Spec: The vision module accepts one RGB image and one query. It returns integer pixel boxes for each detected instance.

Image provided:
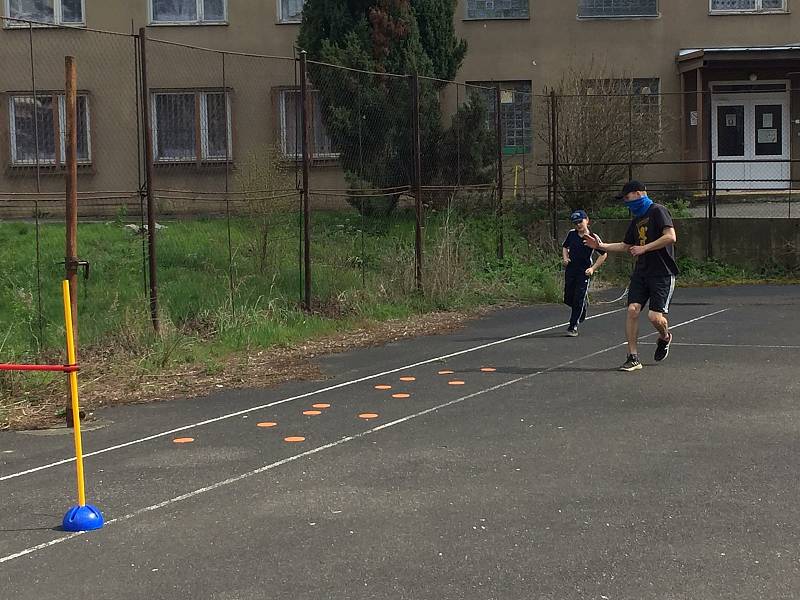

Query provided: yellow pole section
[62,280,86,507]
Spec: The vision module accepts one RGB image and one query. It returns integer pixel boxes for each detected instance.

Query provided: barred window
[578,0,658,17]
[152,91,232,162]
[710,0,785,12]
[279,0,304,23]
[469,81,532,155]
[9,93,91,166]
[279,89,336,159]
[5,0,84,26]
[150,0,226,24]
[466,0,529,20]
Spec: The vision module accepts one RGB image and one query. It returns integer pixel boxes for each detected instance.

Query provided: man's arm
[629,227,676,257]
[584,236,631,253]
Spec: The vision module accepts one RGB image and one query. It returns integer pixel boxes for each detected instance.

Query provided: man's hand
[585,267,595,277]
[629,245,646,257]
[583,235,600,250]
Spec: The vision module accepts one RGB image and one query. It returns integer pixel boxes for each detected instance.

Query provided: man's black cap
[616,180,646,200]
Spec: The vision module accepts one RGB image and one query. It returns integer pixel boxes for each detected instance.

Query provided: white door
[712,92,790,190]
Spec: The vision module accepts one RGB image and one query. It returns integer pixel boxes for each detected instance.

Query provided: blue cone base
[62,504,104,532]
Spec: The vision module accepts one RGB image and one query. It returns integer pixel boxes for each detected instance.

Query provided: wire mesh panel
[144,39,301,333]
[305,62,416,308]
[0,21,143,360]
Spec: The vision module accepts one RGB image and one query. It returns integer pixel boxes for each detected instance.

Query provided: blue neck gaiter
[625,195,653,218]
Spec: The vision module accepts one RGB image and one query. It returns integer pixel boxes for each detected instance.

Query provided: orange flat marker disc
[448,380,466,386]
[303,410,322,416]
[438,370,454,375]
[173,437,194,444]
[481,367,497,373]
[359,413,379,420]
[312,403,331,409]
[257,422,277,428]
[399,376,416,382]
[284,436,306,443]
[392,393,411,399]
[374,385,392,390]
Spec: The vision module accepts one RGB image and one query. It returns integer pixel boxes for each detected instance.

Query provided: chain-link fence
[4,18,800,365]
[0,18,144,363]
[0,21,511,360]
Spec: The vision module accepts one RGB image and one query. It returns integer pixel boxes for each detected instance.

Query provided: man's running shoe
[619,354,642,371]
[654,333,672,362]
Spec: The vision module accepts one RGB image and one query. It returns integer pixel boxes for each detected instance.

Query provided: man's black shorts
[627,272,676,314]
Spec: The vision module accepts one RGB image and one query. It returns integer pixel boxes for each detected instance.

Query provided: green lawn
[1,209,560,367]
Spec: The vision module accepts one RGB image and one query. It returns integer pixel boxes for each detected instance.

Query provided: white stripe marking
[1,309,625,483]
[0,308,728,565]
[640,342,800,350]
[664,275,676,313]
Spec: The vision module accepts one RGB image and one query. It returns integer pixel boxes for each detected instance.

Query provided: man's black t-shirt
[562,230,605,273]
[623,203,679,277]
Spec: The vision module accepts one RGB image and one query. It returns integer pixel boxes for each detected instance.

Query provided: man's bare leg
[648,310,669,340]
[626,303,642,355]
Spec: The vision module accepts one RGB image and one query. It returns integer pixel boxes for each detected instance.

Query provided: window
[9,93,90,166]
[152,91,232,162]
[469,81,532,155]
[578,0,658,18]
[150,0,226,24]
[710,0,786,12]
[4,0,84,26]
[279,89,337,159]
[466,0,529,20]
[278,0,304,23]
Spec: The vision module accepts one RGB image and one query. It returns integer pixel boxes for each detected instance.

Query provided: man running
[584,180,678,371]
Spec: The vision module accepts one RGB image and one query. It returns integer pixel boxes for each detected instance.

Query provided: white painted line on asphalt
[0,308,727,565]
[1,308,625,483]
[639,342,800,350]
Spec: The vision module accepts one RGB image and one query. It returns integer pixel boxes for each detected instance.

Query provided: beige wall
[3,0,800,215]
[0,0,344,215]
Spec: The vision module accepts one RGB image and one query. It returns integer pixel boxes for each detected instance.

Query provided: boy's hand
[585,267,594,277]
[562,258,570,267]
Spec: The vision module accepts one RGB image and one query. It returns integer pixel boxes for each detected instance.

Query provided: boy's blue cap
[570,209,588,223]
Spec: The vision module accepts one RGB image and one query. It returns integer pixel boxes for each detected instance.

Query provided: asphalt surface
[1,285,799,599]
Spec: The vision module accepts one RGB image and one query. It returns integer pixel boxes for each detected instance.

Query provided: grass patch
[1,208,561,425]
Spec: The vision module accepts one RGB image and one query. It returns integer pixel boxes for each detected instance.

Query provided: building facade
[2,0,800,213]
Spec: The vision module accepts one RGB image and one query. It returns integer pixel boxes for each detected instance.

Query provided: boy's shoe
[566,327,578,337]
[654,333,672,362]
[619,354,642,371]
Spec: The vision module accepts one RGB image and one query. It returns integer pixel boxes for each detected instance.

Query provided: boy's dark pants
[563,270,590,328]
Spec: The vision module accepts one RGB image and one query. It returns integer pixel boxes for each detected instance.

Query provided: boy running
[562,209,607,337]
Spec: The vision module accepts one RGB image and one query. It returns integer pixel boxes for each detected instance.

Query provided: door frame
[710,80,791,190]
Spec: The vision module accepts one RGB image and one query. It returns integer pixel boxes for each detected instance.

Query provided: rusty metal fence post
[495,83,505,260]
[299,51,312,310]
[410,72,423,292]
[138,28,160,333]
[549,89,559,241]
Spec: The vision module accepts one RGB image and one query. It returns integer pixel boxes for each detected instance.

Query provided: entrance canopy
[676,46,800,190]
